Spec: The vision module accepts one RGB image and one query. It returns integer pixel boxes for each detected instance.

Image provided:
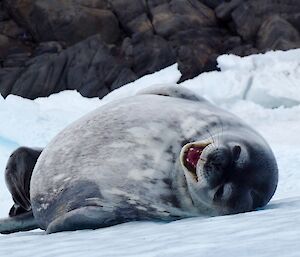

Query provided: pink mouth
[184,146,205,173]
[181,142,211,181]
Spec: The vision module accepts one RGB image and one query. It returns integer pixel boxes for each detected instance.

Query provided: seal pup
[0,86,278,234]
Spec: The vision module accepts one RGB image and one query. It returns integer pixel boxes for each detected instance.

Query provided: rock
[2,0,300,100]
[0,20,26,39]
[0,34,29,59]
[121,34,176,77]
[150,0,217,38]
[215,0,242,21]
[0,34,137,99]
[0,8,10,21]
[231,0,300,41]
[109,0,153,35]
[4,0,120,45]
[33,41,63,56]
[2,52,31,67]
[77,0,110,9]
[0,67,22,96]
[228,44,259,57]
[6,46,31,55]
[0,34,15,59]
[199,0,226,9]
[222,36,242,52]
[170,28,230,81]
[147,0,169,9]
[3,0,33,28]
[285,13,300,31]
[256,16,300,51]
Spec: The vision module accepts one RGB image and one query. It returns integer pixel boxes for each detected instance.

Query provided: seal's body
[1,86,278,234]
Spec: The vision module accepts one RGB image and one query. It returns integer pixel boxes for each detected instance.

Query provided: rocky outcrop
[1,0,300,99]
[256,16,300,51]
[0,35,137,99]
[4,0,120,45]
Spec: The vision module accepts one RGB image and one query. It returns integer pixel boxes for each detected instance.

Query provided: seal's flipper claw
[5,147,43,214]
[46,207,116,234]
[0,212,39,234]
[137,85,207,102]
[9,203,28,217]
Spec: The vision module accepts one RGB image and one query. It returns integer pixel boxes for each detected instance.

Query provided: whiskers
[205,116,225,149]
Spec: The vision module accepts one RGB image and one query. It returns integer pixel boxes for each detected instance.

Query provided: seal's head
[180,131,278,215]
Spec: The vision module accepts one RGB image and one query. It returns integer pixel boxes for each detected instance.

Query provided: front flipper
[5,147,43,216]
[46,206,117,234]
[137,85,207,102]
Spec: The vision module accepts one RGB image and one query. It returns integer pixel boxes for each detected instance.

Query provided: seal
[0,86,278,234]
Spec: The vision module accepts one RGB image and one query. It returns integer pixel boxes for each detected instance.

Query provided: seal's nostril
[232,145,241,161]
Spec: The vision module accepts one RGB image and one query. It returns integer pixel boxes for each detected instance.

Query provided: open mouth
[180,142,211,181]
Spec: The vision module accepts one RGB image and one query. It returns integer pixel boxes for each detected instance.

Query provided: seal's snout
[199,145,233,188]
[180,142,234,183]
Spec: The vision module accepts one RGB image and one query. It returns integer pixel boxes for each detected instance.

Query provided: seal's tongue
[185,146,203,170]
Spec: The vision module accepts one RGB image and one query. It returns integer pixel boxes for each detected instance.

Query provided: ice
[182,49,300,108]
[0,50,299,256]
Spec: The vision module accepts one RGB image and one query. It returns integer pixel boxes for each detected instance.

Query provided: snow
[0,50,300,256]
[182,49,300,108]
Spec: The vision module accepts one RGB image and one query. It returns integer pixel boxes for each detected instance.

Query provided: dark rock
[231,0,300,41]
[147,0,169,9]
[125,13,153,36]
[215,0,242,21]
[1,0,300,100]
[0,34,15,59]
[284,13,300,31]
[6,46,31,55]
[4,0,120,45]
[221,36,242,52]
[170,28,230,81]
[256,16,300,51]
[0,67,22,96]
[0,34,29,59]
[0,34,137,99]
[228,44,259,57]
[33,41,63,56]
[78,0,110,9]
[150,0,217,38]
[109,0,153,36]
[2,52,31,67]
[122,34,176,77]
[199,0,226,9]
[0,20,26,39]
[0,9,10,21]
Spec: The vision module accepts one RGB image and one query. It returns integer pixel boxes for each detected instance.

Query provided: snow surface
[0,50,300,256]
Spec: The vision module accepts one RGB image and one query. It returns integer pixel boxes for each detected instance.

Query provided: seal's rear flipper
[0,211,39,234]
[137,85,207,102]
[5,147,43,216]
